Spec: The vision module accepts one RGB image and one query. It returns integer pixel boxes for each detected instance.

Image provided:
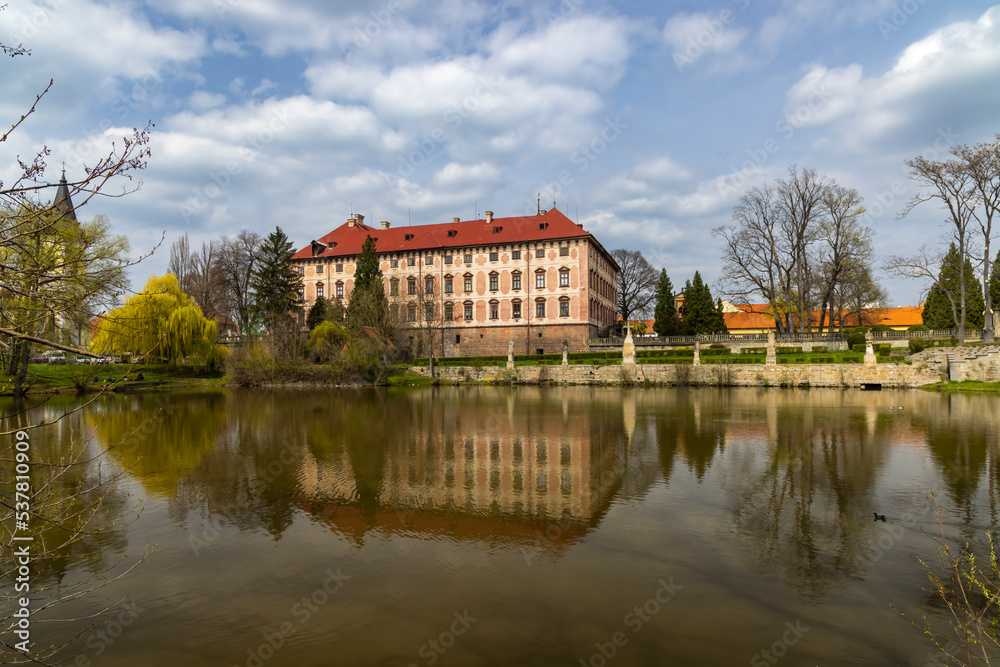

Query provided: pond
[3,387,999,666]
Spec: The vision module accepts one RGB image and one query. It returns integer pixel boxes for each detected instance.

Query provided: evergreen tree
[652,269,679,336]
[990,250,1000,323]
[713,298,729,334]
[681,272,726,334]
[306,295,329,331]
[250,226,303,328]
[922,243,984,330]
[346,235,389,333]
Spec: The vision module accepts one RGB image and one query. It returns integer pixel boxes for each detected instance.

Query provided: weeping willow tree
[92,274,226,365]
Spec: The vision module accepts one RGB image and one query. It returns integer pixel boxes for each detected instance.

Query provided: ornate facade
[291,208,619,356]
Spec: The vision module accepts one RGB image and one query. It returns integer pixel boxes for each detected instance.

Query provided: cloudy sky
[3,0,999,305]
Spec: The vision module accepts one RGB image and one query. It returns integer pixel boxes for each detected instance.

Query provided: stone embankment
[411,361,943,388]
[909,345,1000,382]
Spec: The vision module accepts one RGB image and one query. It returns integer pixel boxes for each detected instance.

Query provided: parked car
[28,354,48,363]
[45,352,67,365]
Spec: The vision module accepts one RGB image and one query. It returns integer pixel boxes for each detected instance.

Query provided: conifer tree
[347,235,389,333]
[681,272,727,334]
[306,295,329,331]
[922,243,984,330]
[250,226,303,328]
[652,269,679,336]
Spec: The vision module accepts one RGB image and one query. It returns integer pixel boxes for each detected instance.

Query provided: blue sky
[3,0,999,306]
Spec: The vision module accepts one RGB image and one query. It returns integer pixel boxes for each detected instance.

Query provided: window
[445,278,453,293]
[445,256,453,265]
[425,303,434,321]
[390,259,398,268]
[560,246,569,257]
[464,303,473,320]
[336,283,344,298]
[317,264,324,274]
[489,275,498,291]
[426,256,434,265]
[535,248,544,258]
[296,266,304,274]
[464,253,473,264]
[455,334,461,344]
[489,301,498,319]
[536,273,545,289]
[512,274,521,291]
[390,305,398,323]
[512,302,521,319]
[444,303,454,320]
[390,279,399,297]
[407,257,415,267]
[464,276,473,292]
[490,251,498,261]
[560,300,569,317]
[336,263,343,272]
[407,304,417,322]
[536,301,545,318]
[560,270,570,288]
[298,288,304,300]
[407,278,416,295]
[512,250,521,260]
[425,277,434,294]
[317,284,324,298]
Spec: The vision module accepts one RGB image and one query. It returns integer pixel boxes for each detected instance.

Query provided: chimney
[539,209,547,215]
[347,216,355,228]
[453,217,460,223]
[380,220,390,229]
[485,211,493,223]
[355,214,364,225]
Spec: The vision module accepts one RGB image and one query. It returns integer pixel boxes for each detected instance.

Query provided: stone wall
[947,349,1000,382]
[411,361,944,388]
[423,324,592,357]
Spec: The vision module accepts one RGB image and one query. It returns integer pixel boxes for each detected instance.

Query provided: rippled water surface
[5,387,1000,666]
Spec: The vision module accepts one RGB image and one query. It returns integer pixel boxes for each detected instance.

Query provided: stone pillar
[507,340,515,370]
[864,330,877,366]
[766,330,776,366]
[562,339,569,366]
[622,327,636,365]
[693,336,701,366]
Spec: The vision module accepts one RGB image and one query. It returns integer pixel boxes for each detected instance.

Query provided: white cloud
[251,79,278,97]
[663,11,748,72]
[780,6,1000,153]
[188,91,227,110]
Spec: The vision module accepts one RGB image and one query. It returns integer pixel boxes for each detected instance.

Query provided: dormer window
[448,230,458,238]
[538,222,548,230]
[492,226,502,234]
[405,233,414,241]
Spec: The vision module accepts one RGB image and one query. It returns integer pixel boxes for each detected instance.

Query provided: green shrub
[847,333,866,348]
[701,348,732,356]
[777,347,803,354]
[812,346,827,353]
[877,343,892,353]
[708,343,727,349]
[908,324,929,331]
[909,338,927,353]
[871,324,893,332]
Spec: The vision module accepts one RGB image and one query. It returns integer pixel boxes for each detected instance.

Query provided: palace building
[290,208,619,357]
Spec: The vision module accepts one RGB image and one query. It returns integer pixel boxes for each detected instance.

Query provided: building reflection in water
[297,388,628,555]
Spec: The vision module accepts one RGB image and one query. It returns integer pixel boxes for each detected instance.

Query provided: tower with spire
[52,167,78,222]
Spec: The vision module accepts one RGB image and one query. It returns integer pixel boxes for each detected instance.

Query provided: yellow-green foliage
[92,273,225,363]
[308,320,349,361]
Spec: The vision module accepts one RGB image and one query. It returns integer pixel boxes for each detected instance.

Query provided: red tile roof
[292,208,595,261]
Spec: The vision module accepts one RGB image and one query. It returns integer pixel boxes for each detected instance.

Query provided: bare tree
[189,240,222,321]
[168,233,195,294]
[954,136,1000,342]
[776,166,830,332]
[714,183,794,330]
[902,156,976,342]
[217,230,262,335]
[612,249,658,324]
[814,186,872,333]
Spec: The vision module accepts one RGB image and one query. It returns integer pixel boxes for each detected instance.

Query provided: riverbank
[1,363,226,396]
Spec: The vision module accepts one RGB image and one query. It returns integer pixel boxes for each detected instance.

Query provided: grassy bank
[2,363,225,396]
[922,380,1000,393]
